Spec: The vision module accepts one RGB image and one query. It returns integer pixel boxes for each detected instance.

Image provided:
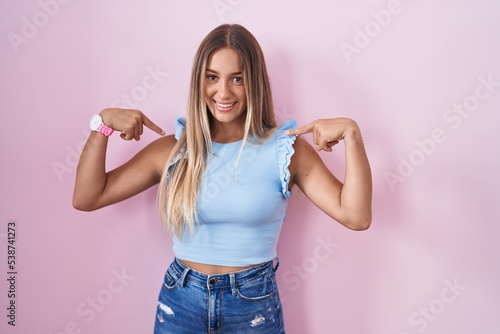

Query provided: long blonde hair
[157,24,277,237]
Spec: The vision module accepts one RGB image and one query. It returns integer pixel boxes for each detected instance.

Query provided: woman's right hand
[100,108,165,141]
[73,108,174,211]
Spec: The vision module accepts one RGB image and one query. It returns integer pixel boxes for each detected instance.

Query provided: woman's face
[204,48,247,128]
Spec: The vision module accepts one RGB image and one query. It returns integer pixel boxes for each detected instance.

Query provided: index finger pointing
[284,122,315,136]
[142,115,165,136]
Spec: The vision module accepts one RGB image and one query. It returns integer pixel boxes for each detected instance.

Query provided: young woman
[73,24,372,334]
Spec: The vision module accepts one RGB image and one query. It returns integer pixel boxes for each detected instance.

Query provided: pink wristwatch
[90,115,114,136]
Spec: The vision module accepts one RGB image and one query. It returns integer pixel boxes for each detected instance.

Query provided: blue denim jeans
[153,258,285,333]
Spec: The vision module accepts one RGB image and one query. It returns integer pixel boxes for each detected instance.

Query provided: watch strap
[97,123,114,136]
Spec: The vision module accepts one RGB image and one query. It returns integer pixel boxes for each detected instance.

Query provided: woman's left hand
[285,117,372,230]
[285,118,360,152]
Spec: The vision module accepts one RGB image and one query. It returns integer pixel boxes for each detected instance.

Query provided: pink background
[1,1,499,333]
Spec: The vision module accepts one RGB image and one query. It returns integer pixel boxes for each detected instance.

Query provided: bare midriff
[178,259,257,275]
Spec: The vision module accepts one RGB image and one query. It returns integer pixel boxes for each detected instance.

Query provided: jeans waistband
[171,257,279,290]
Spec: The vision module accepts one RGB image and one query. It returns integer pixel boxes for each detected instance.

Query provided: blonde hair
[157,24,277,237]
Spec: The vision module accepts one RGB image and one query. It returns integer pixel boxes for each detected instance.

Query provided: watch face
[90,115,102,131]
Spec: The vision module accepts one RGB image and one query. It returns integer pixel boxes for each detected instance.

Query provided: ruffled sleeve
[276,119,298,198]
[166,116,186,185]
[174,116,186,141]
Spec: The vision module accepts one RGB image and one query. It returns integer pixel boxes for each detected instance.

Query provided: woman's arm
[286,118,372,230]
[72,108,173,211]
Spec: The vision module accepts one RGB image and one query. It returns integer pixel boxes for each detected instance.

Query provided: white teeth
[215,101,236,108]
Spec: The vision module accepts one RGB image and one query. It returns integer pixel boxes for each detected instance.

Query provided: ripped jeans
[153,258,285,334]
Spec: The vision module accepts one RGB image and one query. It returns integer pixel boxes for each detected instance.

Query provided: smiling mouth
[214,100,237,108]
[213,100,238,112]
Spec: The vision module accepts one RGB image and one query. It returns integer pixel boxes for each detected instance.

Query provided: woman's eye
[233,77,243,83]
[207,75,217,81]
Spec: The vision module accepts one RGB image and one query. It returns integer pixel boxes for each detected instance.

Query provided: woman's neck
[210,120,246,144]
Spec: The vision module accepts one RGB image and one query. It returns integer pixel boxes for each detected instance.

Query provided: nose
[217,80,232,100]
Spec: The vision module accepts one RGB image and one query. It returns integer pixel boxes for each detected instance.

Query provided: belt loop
[273,257,280,272]
[229,273,237,295]
[178,267,190,287]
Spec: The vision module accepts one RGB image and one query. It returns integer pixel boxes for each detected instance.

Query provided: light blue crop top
[167,117,297,266]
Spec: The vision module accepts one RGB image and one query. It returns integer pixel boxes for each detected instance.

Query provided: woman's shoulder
[150,133,177,148]
[151,116,185,150]
[276,119,298,132]
[137,133,178,177]
[264,119,297,142]
[173,116,186,140]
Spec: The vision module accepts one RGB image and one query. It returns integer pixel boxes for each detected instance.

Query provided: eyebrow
[206,68,242,76]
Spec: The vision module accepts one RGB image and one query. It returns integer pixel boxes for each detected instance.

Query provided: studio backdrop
[1,0,499,333]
